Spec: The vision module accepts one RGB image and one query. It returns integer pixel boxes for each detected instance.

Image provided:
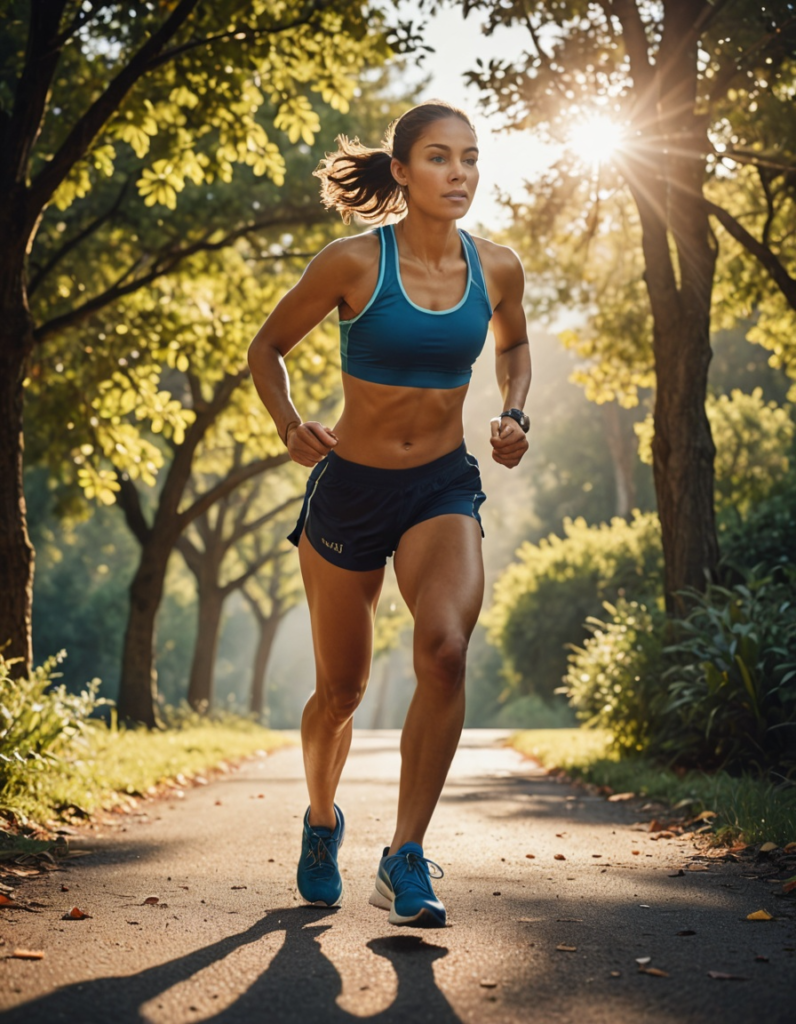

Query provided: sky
[400,3,556,230]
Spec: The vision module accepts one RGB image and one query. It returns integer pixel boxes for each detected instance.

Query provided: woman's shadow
[2,907,462,1023]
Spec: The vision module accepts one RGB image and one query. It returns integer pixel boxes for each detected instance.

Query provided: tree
[0,0,414,672]
[176,457,302,713]
[449,0,796,609]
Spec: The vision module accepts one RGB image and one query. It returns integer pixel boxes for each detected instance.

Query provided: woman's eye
[430,156,445,163]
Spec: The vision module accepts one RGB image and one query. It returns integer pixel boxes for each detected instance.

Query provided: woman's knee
[316,678,367,725]
[415,632,469,695]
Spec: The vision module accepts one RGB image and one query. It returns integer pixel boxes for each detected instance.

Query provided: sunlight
[567,115,626,167]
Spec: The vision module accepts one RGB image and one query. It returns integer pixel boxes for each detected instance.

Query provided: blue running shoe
[297,804,344,906]
[368,841,446,927]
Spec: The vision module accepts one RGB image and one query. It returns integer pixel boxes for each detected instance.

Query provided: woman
[248,100,531,928]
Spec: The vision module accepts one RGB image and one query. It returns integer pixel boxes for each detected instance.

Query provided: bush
[486,511,662,700]
[0,652,108,814]
[718,463,796,584]
[660,575,796,776]
[563,599,667,755]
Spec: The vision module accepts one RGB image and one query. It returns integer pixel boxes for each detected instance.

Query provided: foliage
[636,389,794,514]
[2,710,292,826]
[486,511,663,700]
[508,729,796,847]
[718,463,796,584]
[564,599,667,755]
[0,651,107,811]
[661,576,796,776]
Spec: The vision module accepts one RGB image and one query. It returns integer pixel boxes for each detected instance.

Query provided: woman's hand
[286,421,338,467]
[490,416,529,468]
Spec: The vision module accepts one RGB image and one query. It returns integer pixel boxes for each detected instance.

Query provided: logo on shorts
[321,537,344,554]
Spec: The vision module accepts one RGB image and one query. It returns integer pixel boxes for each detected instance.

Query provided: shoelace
[383,851,444,881]
[305,828,339,868]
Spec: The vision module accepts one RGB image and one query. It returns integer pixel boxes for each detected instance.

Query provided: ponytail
[314,136,405,224]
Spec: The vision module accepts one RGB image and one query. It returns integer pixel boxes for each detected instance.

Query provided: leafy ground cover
[2,715,294,832]
[509,729,796,848]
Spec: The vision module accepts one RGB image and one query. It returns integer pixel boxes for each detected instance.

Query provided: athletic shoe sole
[369,875,446,928]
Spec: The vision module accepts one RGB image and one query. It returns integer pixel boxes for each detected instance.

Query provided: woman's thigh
[298,532,385,691]
[393,514,484,644]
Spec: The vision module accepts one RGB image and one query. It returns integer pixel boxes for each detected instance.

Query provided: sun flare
[567,115,626,167]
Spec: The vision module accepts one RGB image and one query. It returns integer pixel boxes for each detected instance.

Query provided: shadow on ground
[1,908,461,1024]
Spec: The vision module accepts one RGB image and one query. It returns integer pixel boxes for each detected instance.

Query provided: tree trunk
[0,202,36,674]
[186,583,224,712]
[625,0,719,610]
[249,611,281,719]
[117,537,174,726]
[600,403,637,519]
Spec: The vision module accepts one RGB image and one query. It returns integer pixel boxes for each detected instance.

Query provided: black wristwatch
[499,408,530,433]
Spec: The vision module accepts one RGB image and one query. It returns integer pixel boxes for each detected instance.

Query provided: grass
[1,718,295,828]
[509,728,796,847]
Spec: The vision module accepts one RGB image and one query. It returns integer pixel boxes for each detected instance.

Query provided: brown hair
[314,101,475,224]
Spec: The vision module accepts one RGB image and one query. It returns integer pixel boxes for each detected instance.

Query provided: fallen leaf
[782,876,796,895]
[0,893,22,908]
[60,885,69,892]
[610,970,621,977]
[592,854,602,858]
[649,820,665,832]
[608,792,635,802]
[554,854,566,861]
[214,801,222,806]
[142,896,160,905]
[708,971,748,980]
[639,967,669,977]
[635,957,651,965]
[631,850,640,856]
[555,833,566,838]
[63,907,91,920]
[783,842,796,854]
[479,980,498,988]
[759,842,778,853]
[231,886,247,890]
[556,944,577,952]
[12,949,44,960]
[525,854,536,859]
[694,810,717,821]
[746,910,773,921]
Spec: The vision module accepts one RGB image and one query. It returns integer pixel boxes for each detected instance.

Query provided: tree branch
[145,0,329,71]
[28,0,201,217]
[705,198,796,311]
[177,453,291,532]
[115,470,151,545]
[32,210,320,344]
[225,493,302,549]
[29,178,130,296]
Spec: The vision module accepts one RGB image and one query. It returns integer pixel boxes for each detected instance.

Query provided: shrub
[660,575,796,776]
[486,511,662,700]
[563,598,667,755]
[0,652,107,814]
[718,463,796,584]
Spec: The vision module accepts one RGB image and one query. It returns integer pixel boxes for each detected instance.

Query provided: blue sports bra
[339,224,492,389]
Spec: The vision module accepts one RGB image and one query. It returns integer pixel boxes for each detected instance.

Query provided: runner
[248,100,531,927]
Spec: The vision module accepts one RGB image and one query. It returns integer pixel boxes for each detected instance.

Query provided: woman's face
[391,116,480,220]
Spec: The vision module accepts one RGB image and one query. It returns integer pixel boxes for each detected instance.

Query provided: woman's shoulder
[313,229,382,276]
[467,234,525,284]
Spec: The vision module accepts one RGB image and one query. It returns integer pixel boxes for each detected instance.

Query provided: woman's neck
[393,215,460,269]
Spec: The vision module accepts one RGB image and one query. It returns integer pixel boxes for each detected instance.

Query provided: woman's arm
[247,238,370,467]
[481,242,532,469]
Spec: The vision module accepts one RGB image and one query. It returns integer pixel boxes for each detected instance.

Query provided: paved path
[1,731,794,1023]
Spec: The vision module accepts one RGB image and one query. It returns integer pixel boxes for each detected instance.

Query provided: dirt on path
[1,729,794,1024]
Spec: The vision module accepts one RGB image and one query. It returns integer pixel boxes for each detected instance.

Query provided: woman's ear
[390,157,407,187]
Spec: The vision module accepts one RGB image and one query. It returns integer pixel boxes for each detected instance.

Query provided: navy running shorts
[287,441,486,572]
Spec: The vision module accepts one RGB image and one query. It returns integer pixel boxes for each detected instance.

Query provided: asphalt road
[1,730,794,1023]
